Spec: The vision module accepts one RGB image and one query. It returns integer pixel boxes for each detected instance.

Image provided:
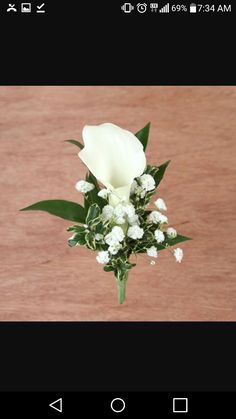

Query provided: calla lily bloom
[79,123,146,206]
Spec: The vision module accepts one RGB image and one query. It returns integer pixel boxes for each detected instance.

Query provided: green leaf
[144,164,158,176]
[103,265,114,272]
[94,221,104,234]
[20,200,86,223]
[115,253,127,265]
[135,122,151,151]
[124,262,136,270]
[96,243,107,251]
[85,231,96,250]
[153,233,192,251]
[86,203,101,225]
[84,172,104,212]
[154,160,171,187]
[162,233,192,248]
[65,139,84,149]
[67,224,84,232]
[134,234,192,254]
[68,230,86,247]
[68,237,78,247]
[86,171,100,190]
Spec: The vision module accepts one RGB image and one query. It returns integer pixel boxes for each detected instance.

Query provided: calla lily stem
[116,271,129,304]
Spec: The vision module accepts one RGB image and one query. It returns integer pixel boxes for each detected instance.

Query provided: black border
[1,322,235,391]
[0,0,235,398]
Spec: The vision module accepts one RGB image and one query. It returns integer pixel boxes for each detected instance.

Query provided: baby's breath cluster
[68,164,187,298]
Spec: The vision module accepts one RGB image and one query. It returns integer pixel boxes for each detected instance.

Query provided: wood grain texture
[0,86,236,320]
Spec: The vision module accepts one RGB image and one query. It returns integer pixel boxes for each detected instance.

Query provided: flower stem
[116,270,129,304]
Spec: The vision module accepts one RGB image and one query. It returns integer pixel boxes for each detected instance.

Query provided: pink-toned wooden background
[0,86,236,320]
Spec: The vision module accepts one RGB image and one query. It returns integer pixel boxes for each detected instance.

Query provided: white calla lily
[78,123,146,206]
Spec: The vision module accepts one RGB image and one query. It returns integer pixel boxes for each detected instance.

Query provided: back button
[49,398,63,413]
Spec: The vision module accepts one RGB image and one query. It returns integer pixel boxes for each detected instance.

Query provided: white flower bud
[115,217,126,225]
[98,189,109,199]
[102,205,114,221]
[139,174,155,192]
[128,214,140,226]
[146,246,158,258]
[124,203,135,218]
[167,227,177,239]
[173,248,183,263]
[154,229,165,243]
[96,251,110,264]
[135,185,146,198]
[105,226,125,245]
[95,233,103,241]
[114,204,126,218]
[154,198,167,211]
[127,225,144,240]
[148,211,168,224]
[108,242,122,255]
[130,180,138,195]
[75,180,95,193]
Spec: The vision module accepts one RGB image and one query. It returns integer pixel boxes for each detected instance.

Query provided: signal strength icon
[159,3,169,12]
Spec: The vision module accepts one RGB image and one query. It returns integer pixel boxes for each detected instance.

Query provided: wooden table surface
[0,86,236,320]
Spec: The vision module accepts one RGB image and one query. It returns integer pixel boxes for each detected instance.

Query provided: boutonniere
[20,123,191,304]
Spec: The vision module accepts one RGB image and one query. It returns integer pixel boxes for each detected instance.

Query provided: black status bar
[0,2,233,15]
[0,0,234,85]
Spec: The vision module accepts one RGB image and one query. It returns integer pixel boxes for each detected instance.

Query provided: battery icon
[190,3,197,13]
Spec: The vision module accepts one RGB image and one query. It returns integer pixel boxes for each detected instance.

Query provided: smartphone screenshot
[0,1,235,417]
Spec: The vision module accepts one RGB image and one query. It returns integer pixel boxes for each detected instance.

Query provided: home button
[110,397,126,413]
